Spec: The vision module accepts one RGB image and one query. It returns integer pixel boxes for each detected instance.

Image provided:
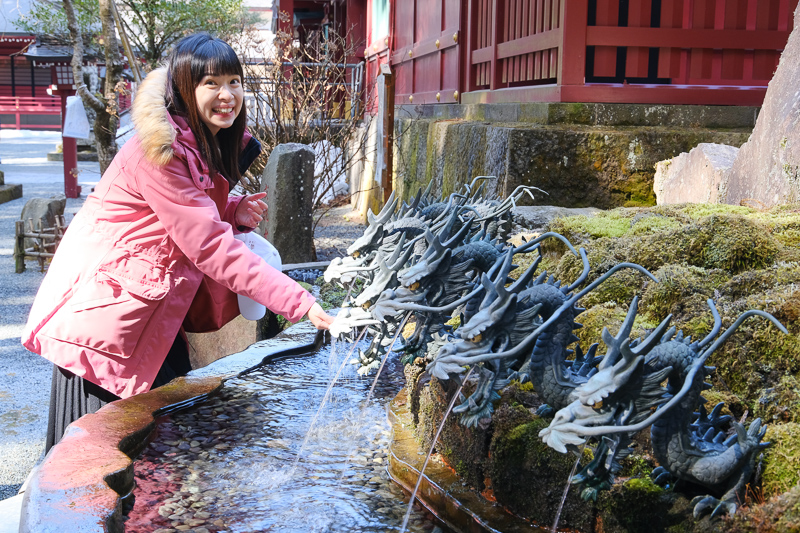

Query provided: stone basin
[19,322,324,533]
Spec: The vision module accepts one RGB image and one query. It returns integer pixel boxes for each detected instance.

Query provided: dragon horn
[599,296,641,370]
[698,309,787,362]
[567,248,591,292]
[696,299,723,349]
[389,236,416,271]
[467,175,496,194]
[507,251,541,294]
[571,263,658,303]
[377,255,391,277]
[513,232,579,257]
[628,312,673,357]
[409,188,423,212]
[386,232,408,266]
[442,215,474,248]
[438,207,462,241]
[370,191,397,225]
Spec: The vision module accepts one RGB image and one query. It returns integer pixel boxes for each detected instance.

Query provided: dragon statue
[329,183,787,519]
[539,297,787,518]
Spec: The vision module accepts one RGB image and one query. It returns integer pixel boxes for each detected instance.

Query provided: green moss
[315,277,358,309]
[517,381,534,392]
[699,214,779,272]
[762,422,800,498]
[620,172,658,207]
[623,476,664,494]
[547,210,634,245]
[618,454,655,479]
[754,375,800,424]
[488,408,593,529]
[678,203,755,220]
[640,265,729,320]
[596,475,687,533]
[629,214,682,235]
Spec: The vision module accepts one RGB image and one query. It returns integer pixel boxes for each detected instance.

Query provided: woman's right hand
[306,302,335,330]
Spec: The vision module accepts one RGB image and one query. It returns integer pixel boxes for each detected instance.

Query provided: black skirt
[45,334,191,453]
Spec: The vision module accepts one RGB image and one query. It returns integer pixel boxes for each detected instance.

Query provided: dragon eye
[593,400,603,409]
[362,301,372,310]
[352,251,360,258]
[470,333,482,343]
[410,281,420,290]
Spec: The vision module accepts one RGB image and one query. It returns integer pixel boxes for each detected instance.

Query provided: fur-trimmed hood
[131,68,176,167]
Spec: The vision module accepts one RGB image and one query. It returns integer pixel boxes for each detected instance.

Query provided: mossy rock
[546,208,782,277]
[573,302,656,356]
[488,404,595,531]
[314,276,357,309]
[727,484,800,532]
[640,265,730,321]
[761,422,800,498]
[753,375,800,425]
[595,477,695,533]
[414,376,491,489]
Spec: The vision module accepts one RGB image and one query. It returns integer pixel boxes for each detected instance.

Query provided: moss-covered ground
[403,202,800,532]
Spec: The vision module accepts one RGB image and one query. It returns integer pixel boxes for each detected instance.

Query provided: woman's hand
[307,303,335,330]
[235,192,267,228]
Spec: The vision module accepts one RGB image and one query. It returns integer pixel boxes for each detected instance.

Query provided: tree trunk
[63,0,123,176]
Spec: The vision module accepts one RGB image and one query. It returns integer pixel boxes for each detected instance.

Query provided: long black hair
[165,33,246,188]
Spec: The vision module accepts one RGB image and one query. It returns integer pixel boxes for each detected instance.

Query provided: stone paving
[0,129,101,501]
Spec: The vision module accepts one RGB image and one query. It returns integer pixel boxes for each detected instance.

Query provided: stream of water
[124,343,453,533]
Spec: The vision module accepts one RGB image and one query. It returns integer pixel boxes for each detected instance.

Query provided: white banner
[62,96,91,140]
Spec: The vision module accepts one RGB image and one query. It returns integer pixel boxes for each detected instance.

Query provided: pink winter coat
[21,68,316,398]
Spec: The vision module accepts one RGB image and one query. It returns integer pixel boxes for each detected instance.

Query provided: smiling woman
[21,33,334,453]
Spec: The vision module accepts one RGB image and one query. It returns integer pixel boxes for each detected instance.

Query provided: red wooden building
[0,34,62,129]
[277,0,798,108]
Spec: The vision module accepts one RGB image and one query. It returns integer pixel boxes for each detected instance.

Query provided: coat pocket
[45,261,170,359]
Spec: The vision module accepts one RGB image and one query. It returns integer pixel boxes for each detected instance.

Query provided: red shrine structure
[275,0,798,108]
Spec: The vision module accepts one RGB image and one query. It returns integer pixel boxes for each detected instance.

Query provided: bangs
[190,39,243,81]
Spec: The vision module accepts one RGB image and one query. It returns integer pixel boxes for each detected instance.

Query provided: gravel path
[0,130,102,501]
[0,130,365,502]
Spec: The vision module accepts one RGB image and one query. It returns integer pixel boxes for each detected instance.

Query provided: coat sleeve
[136,157,315,323]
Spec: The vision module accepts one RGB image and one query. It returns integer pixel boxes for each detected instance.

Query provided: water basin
[124,338,451,533]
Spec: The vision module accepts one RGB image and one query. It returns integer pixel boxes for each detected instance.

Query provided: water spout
[399,365,476,533]
[551,446,583,533]
[291,326,368,478]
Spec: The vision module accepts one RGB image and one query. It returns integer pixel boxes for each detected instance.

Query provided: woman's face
[194,73,243,135]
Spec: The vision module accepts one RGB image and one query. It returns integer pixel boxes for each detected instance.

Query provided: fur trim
[131,68,175,166]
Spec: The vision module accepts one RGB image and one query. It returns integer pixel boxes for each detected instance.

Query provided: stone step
[0,183,22,205]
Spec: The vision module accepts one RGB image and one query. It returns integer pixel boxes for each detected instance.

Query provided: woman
[22,33,334,451]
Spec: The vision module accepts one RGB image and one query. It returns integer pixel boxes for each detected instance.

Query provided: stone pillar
[258,143,316,263]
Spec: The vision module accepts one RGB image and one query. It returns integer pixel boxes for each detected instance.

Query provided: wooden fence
[15,216,67,273]
[0,95,61,130]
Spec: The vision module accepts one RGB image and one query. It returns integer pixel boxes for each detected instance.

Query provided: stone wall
[388,103,754,209]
